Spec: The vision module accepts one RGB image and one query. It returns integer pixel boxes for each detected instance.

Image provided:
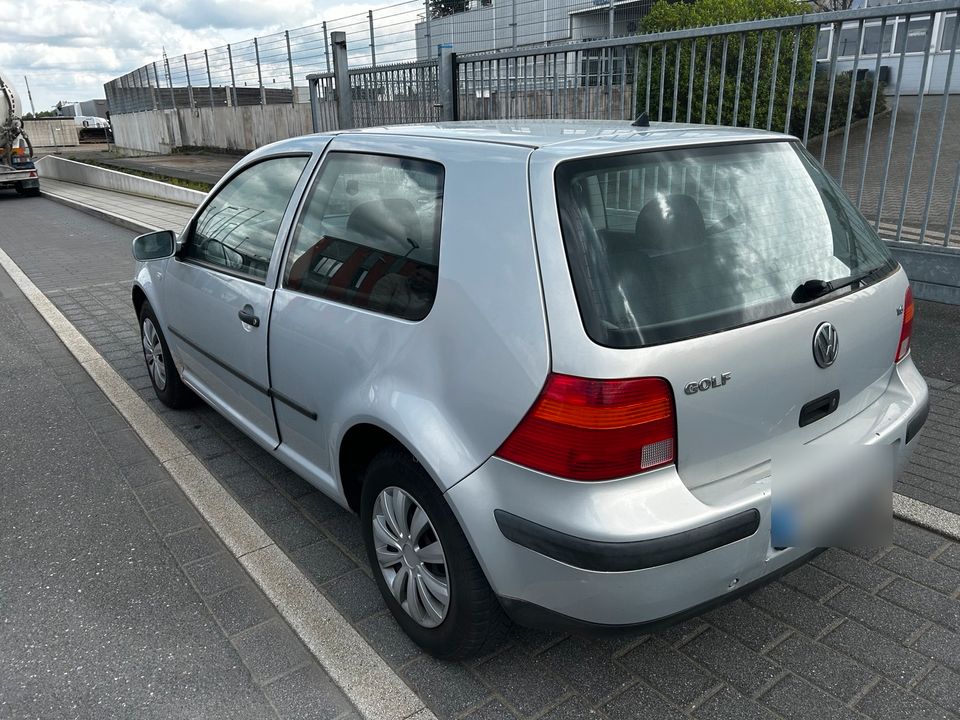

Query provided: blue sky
[0,0,379,111]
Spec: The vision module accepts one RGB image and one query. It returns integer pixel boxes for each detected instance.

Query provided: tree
[431,0,469,18]
[810,0,857,11]
[22,110,58,120]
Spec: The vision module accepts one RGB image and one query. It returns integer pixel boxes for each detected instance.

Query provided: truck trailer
[0,69,39,197]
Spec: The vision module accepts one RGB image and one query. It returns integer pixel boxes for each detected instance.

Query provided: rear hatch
[547,139,906,492]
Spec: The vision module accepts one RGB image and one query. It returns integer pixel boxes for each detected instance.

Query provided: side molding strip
[168,325,317,421]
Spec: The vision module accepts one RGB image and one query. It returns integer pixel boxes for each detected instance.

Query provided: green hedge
[637,0,886,138]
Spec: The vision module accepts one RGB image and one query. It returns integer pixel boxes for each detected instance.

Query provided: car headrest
[634,194,707,256]
[346,198,421,252]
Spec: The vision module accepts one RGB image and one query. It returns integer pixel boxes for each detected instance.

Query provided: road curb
[0,246,436,720]
[40,188,158,234]
[893,492,960,542]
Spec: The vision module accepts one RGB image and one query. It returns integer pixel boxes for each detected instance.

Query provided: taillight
[495,374,676,481]
[895,286,914,362]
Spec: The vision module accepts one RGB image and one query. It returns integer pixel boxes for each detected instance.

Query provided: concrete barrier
[110,104,319,155]
[888,241,960,305]
[35,155,206,207]
[24,119,80,148]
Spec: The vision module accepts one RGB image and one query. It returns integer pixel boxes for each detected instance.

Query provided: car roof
[257,120,792,158]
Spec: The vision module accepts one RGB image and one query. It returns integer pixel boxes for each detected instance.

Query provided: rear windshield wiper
[791,267,886,304]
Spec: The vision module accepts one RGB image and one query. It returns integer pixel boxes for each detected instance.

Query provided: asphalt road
[3,194,960,720]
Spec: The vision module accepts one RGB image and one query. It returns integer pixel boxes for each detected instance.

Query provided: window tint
[837,27,861,57]
[554,142,895,348]
[862,22,894,55]
[284,153,444,321]
[183,156,308,281]
[941,15,959,51]
[894,18,931,53]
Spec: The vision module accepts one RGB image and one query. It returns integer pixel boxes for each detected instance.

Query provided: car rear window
[554,141,896,348]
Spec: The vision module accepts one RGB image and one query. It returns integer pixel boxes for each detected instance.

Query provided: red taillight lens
[895,286,914,362]
[495,374,676,481]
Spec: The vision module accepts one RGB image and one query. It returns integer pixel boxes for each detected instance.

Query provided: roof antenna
[632,112,650,128]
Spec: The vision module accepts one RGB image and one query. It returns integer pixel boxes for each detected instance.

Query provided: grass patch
[65,156,213,193]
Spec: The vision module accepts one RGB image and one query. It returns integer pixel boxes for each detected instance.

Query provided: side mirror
[132,230,176,261]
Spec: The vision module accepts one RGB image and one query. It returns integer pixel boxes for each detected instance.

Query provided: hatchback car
[131,121,928,658]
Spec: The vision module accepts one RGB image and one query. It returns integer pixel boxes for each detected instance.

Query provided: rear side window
[284,152,444,321]
[555,141,895,348]
[183,156,308,282]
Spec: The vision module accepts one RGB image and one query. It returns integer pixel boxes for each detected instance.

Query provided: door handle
[238,305,260,328]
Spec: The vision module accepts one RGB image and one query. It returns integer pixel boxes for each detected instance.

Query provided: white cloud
[0,0,391,111]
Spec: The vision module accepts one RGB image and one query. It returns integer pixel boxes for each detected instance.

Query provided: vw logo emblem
[813,322,840,368]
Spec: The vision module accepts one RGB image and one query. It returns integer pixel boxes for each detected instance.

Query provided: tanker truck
[0,68,39,197]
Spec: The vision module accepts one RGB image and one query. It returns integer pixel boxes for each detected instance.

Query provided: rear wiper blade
[791,267,884,304]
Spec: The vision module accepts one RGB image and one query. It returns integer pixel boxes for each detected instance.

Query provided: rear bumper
[0,170,38,188]
[499,548,824,634]
[445,357,927,628]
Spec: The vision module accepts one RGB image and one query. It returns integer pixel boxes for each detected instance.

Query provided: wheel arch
[132,283,147,317]
[338,422,420,513]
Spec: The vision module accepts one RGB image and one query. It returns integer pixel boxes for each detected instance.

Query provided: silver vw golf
[131,121,928,658]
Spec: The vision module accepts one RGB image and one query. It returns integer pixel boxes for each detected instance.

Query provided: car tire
[360,447,509,659]
[139,302,193,409]
[14,184,39,197]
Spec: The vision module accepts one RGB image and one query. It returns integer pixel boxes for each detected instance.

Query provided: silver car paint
[132,122,927,626]
[447,358,926,624]
[526,141,910,492]
[157,147,324,451]
[267,133,550,495]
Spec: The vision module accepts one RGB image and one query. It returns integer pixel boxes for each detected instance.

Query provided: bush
[637,0,885,137]
[795,70,888,140]
[639,0,813,131]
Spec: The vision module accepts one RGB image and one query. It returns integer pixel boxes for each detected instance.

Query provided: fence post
[323,22,331,73]
[424,0,433,56]
[308,75,321,132]
[438,44,457,121]
[254,38,266,105]
[228,44,238,107]
[369,11,377,67]
[331,31,353,129]
[184,54,195,109]
[164,54,177,110]
[511,0,517,48]
[152,62,163,110]
[286,30,296,103]
[608,0,615,39]
[204,50,215,108]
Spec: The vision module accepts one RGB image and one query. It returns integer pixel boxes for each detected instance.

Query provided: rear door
[163,154,312,449]
[534,139,906,493]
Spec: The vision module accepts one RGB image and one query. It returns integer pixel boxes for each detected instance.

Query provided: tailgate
[665,271,906,489]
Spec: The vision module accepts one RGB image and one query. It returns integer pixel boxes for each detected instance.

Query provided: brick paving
[811,95,960,245]
[3,195,960,719]
[0,243,358,720]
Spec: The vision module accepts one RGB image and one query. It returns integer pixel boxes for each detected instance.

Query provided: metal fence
[104,0,652,115]
[310,0,960,248]
[105,0,960,248]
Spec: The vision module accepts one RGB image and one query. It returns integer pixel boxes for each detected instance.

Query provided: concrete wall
[35,155,205,206]
[110,104,319,155]
[24,119,80,148]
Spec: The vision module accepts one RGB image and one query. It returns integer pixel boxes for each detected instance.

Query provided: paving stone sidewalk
[0,245,357,719]
[3,194,960,720]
